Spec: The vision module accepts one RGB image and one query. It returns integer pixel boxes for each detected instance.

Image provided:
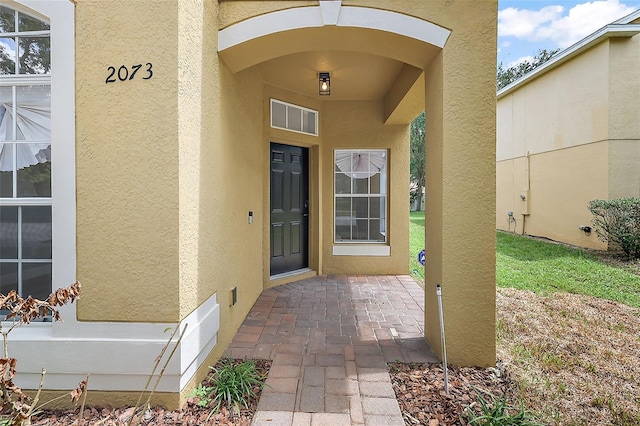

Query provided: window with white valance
[334,149,387,243]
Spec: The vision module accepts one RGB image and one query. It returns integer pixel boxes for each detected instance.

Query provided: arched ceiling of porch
[218,5,447,124]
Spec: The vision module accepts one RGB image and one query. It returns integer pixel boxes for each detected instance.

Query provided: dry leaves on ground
[30,359,271,426]
[389,361,517,425]
[497,288,640,425]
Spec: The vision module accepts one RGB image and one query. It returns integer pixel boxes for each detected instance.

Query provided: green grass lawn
[409,211,425,281]
[497,231,640,308]
[409,212,640,307]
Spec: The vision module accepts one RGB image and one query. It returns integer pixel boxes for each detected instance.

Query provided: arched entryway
[217,1,497,368]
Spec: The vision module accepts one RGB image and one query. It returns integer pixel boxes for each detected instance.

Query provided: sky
[498,0,640,67]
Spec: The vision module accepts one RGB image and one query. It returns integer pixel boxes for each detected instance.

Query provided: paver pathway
[223,275,438,425]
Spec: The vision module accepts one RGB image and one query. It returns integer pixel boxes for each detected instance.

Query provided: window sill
[332,245,390,256]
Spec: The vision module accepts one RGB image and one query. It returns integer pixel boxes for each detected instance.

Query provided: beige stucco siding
[424,2,497,366]
[76,0,181,322]
[198,63,265,351]
[497,42,610,161]
[178,0,265,325]
[497,34,640,250]
[321,101,410,275]
[177,0,207,319]
[497,143,609,249]
[606,36,640,227]
[609,37,640,140]
[609,140,640,199]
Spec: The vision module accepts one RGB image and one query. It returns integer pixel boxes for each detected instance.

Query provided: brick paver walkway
[223,275,438,426]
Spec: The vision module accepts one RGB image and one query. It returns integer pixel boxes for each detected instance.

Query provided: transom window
[270,99,318,136]
[0,5,51,300]
[334,150,387,243]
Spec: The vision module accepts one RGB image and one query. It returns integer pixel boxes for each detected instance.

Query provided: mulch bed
[388,361,516,425]
[30,359,271,426]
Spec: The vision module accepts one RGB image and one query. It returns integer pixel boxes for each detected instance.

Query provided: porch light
[319,72,331,96]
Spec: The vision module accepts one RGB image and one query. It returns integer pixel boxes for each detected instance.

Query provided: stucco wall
[176,0,270,399]
[178,0,264,316]
[497,143,609,249]
[321,101,410,275]
[422,0,497,367]
[608,36,640,201]
[198,61,265,351]
[497,35,640,249]
[609,37,640,140]
[609,140,640,199]
[76,0,181,322]
[497,42,610,162]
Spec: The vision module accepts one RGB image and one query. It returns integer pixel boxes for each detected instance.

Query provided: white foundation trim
[11,293,220,393]
[332,245,390,256]
[218,3,451,52]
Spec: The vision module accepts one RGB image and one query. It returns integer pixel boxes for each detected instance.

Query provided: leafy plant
[465,390,542,426]
[588,198,640,259]
[188,383,215,408]
[206,359,266,415]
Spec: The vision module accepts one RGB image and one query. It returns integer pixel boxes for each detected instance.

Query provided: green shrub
[588,198,640,259]
[193,359,266,415]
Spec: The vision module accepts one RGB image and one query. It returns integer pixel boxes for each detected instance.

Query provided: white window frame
[333,149,388,246]
[0,0,76,311]
[270,98,318,136]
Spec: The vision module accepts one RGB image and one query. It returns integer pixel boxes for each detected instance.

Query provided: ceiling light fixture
[319,72,331,96]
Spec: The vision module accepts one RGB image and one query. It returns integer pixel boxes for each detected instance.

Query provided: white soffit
[218,3,451,52]
[498,24,640,98]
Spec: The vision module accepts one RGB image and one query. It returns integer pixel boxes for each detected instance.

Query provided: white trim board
[12,292,220,393]
[218,2,451,52]
[332,245,390,256]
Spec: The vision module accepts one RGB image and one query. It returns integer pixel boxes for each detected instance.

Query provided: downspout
[521,150,531,235]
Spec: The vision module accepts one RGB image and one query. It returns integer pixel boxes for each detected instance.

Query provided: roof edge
[613,9,640,24]
[497,23,640,99]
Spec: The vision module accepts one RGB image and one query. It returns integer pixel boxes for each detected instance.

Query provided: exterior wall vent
[270,99,318,136]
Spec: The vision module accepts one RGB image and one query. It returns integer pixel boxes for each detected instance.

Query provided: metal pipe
[436,283,449,394]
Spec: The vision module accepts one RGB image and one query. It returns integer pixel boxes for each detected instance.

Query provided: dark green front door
[270,143,309,276]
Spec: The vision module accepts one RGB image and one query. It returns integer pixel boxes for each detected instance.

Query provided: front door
[270,143,309,276]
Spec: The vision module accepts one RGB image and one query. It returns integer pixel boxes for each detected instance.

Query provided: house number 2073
[105,63,153,84]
